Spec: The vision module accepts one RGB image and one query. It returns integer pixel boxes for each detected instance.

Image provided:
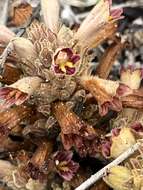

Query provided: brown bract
[8,2,32,27]
[0,105,32,141]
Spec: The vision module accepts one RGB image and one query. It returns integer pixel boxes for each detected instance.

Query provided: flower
[0,87,28,110]
[53,102,98,157]
[80,75,123,116]
[52,48,80,75]
[53,151,79,181]
[130,122,143,138]
[75,0,123,49]
[0,77,42,110]
[109,0,123,21]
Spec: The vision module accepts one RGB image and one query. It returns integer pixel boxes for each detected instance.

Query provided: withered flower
[52,48,80,75]
[110,127,136,158]
[0,63,22,85]
[0,77,42,110]
[53,151,79,181]
[101,140,112,158]
[103,166,132,190]
[96,37,126,79]
[0,87,28,110]
[53,102,98,157]
[0,160,15,179]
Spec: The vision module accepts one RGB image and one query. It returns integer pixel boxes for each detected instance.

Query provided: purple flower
[52,48,80,75]
[53,151,79,181]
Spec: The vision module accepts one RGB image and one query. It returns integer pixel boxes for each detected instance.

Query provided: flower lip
[52,47,80,75]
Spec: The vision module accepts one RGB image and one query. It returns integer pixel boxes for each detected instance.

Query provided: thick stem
[96,37,125,79]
